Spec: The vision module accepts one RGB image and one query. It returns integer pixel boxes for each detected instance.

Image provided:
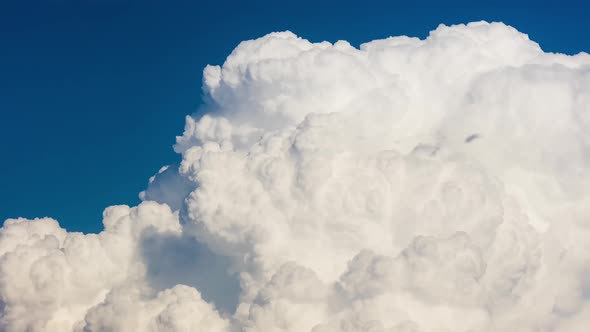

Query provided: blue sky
[1,0,588,234]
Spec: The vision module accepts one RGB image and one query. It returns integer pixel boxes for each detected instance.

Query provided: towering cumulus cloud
[3,21,590,331]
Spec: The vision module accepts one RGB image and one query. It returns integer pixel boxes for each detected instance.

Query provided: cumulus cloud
[3,21,590,331]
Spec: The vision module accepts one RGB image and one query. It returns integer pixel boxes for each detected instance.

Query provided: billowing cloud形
[3,21,590,331]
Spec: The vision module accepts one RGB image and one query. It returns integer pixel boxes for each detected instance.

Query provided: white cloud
[3,21,590,331]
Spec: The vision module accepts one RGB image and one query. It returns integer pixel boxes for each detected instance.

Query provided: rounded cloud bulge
[3,21,590,331]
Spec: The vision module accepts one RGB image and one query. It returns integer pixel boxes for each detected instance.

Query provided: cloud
[3,21,590,331]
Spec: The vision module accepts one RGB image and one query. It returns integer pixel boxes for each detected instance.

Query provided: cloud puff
[3,21,590,331]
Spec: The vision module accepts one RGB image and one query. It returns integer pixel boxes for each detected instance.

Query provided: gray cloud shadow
[139,229,241,315]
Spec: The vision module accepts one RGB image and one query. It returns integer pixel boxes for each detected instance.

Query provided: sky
[3,2,590,330]
[1,0,589,234]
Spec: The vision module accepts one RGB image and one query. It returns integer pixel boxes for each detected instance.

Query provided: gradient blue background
[1,0,588,233]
